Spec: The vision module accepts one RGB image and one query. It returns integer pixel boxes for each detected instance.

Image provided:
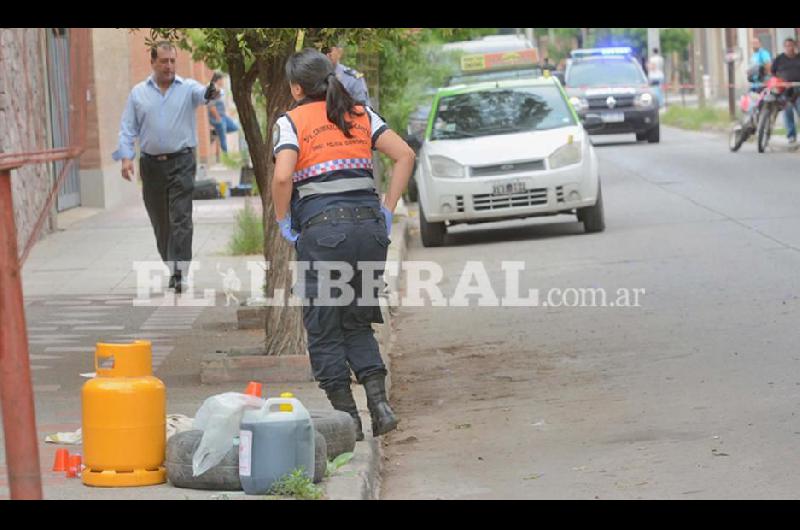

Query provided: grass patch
[267,468,323,500]
[228,200,264,256]
[662,106,735,132]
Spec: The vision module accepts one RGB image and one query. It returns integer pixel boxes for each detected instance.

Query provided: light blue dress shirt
[112,75,209,160]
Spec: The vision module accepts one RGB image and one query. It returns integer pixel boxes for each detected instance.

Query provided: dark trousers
[139,151,195,277]
[295,214,390,391]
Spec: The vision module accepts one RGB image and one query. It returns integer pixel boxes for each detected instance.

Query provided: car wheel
[406,172,419,203]
[419,205,446,247]
[635,131,647,142]
[578,185,606,234]
[647,125,660,143]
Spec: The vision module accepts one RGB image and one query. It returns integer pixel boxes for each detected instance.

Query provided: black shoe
[168,275,177,289]
[325,385,364,441]
[362,374,398,437]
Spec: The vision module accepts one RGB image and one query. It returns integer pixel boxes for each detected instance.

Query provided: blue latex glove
[277,216,299,243]
[380,205,393,237]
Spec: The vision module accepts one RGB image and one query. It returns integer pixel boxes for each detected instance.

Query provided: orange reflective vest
[285,101,375,199]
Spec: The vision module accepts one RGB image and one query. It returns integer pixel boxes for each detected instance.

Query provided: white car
[415,77,604,247]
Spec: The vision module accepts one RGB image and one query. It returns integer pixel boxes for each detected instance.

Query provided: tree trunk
[255,53,306,357]
[225,35,306,356]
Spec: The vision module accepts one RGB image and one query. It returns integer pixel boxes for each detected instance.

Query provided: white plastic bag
[192,392,264,477]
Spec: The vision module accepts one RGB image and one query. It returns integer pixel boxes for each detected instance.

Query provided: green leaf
[332,452,354,470]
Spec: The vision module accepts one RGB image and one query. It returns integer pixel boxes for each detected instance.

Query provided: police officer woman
[272,48,415,440]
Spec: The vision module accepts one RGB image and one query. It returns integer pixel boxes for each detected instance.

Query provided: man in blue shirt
[748,37,772,92]
[113,41,217,292]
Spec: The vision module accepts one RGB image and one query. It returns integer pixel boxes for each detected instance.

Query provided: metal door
[47,28,81,212]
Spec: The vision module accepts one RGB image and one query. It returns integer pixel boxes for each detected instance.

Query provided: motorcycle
[754,77,800,153]
[729,87,767,152]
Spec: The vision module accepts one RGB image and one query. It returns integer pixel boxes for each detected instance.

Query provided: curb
[323,214,409,500]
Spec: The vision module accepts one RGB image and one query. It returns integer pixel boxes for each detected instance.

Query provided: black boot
[362,374,398,436]
[325,385,364,441]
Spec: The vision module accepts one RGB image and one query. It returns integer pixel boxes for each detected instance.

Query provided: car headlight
[635,93,654,108]
[428,155,465,178]
[548,142,583,169]
[569,96,589,112]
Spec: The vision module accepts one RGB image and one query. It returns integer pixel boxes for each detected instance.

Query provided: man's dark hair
[150,41,177,61]
[211,72,224,83]
[785,37,797,45]
[285,48,365,138]
[653,47,659,55]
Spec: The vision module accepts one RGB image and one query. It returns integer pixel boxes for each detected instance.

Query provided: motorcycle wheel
[757,106,774,153]
[729,125,745,152]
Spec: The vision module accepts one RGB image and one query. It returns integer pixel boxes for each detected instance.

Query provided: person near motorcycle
[770,38,800,143]
[748,37,772,92]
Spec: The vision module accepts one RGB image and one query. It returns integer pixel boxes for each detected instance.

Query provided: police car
[415,77,603,247]
[564,47,660,143]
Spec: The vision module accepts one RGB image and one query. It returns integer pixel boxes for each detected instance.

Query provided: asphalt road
[380,126,800,499]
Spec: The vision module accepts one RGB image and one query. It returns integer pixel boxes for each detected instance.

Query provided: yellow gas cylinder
[81,340,166,487]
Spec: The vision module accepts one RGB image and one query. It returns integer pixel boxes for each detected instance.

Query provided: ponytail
[325,73,364,138]
[286,48,365,138]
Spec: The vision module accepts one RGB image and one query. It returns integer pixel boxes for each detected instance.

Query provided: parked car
[415,77,604,247]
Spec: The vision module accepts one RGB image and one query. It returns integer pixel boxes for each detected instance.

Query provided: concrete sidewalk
[2,179,408,500]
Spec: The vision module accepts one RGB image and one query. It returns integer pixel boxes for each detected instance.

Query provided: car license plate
[601,112,625,123]
[493,181,526,195]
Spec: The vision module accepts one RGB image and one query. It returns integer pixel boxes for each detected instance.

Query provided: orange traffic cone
[244,381,262,397]
[52,448,70,472]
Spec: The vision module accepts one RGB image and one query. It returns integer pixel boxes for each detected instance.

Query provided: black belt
[142,147,194,161]
[304,206,380,229]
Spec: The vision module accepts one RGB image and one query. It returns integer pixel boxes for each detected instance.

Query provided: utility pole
[725,28,736,120]
[647,28,661,56]
[525,28,537,48]
[693,28,706,107]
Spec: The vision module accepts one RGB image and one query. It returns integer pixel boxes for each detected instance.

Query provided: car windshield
[447,68,543,86]
[565,59,647,86]
[430,85,576,141]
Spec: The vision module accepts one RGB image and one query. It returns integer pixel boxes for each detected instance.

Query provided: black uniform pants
[295,213,390,391]
[139,151,195,277]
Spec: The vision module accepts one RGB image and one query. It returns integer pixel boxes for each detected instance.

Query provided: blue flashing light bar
[570,47,633,58]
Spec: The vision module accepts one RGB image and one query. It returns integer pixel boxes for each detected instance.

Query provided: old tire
[310,409,357,460]
[166,430,241,491]
[166,429,328,489]
[313,431,327,484]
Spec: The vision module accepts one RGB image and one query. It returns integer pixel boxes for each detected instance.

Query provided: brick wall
[0,28,56,250]
[79,32,101,170]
